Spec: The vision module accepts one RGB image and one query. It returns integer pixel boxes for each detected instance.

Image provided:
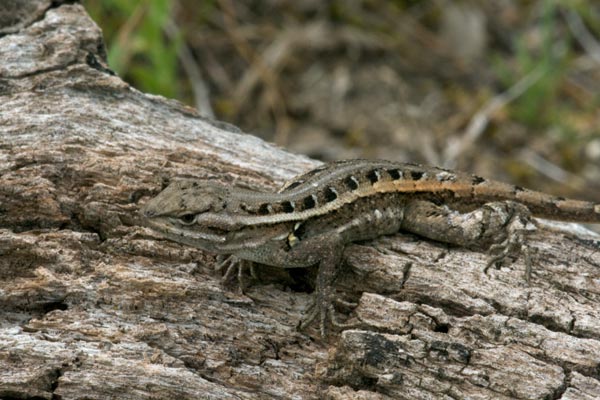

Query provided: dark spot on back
[324,187,338,202]
[344,176,359,190]
[367,169,380,183]
[556,196,566,201]
[281,201,295,213]
[293,222,306,239]
[387,169,402,180]
[303,195,317,210]
[514,186,524,192]
[410,171,424,180]
[472,176,485,185]
[258,203,271,215]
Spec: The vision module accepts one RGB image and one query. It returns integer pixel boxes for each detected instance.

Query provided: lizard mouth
[143,217,227,246]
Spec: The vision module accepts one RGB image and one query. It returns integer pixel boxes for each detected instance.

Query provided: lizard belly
[300,195,406,244]
[225,193,407,268]
[232,207,404,268]
[256,199,406,268]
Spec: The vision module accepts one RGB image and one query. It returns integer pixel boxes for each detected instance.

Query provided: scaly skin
[142,159,600,336]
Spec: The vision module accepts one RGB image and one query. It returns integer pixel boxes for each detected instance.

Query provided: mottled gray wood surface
[1,2,599,399]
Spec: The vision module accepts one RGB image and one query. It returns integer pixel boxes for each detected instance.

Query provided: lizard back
[215,159,600,226]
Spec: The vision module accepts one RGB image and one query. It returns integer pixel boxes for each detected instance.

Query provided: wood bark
[1,2,600,399]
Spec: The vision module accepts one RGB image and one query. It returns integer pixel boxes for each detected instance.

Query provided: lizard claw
[215,255,256,292]
[298,291,359,337]
[483,201,536,282]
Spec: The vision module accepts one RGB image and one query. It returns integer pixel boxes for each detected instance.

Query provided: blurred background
[84,0,600,202]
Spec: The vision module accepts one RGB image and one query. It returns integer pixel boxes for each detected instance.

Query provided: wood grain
[1,2,599,399]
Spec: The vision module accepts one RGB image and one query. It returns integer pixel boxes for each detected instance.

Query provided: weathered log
[1,2,599,399]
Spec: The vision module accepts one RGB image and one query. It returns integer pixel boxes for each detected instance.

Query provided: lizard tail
[469,180,600,223]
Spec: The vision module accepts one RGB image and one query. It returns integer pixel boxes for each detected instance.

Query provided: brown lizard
[141,159,600,336]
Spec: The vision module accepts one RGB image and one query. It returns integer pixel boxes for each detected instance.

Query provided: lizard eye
[179,213,197,225]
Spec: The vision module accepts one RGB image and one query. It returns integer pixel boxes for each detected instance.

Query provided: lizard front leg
[283,234,352,337]
[400,199,536,279]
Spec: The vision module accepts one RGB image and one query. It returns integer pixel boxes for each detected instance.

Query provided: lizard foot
[215,255,257,292]
[482,201,536,282]
[298,292,360,337]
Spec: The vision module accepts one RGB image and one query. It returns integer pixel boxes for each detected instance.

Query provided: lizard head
[141,180,232,250]
[142,180,228,220]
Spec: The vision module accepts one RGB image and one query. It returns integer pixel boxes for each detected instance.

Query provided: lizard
[141,159,600,336]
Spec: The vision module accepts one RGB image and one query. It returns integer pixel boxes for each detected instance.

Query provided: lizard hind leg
[481,201,536,281]
[401,199,537,281]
